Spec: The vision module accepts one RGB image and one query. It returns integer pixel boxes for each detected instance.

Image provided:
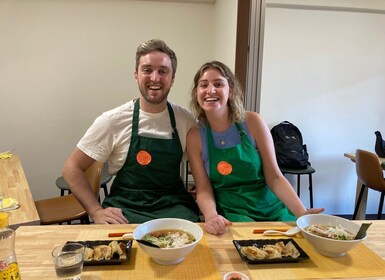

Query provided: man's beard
[139,87,170,105]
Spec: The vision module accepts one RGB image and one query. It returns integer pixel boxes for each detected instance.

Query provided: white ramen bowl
[296,214,367,257]
[133,218,203,265]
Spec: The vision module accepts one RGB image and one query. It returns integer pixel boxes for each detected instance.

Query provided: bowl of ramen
[133,218,203,265]
[296,214,367,257]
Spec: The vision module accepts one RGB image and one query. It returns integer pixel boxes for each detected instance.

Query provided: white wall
[212,0,237,70]
[261,1,385,214]
[0,0,236,200]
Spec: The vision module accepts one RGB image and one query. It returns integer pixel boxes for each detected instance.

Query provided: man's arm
[62,148,128,224]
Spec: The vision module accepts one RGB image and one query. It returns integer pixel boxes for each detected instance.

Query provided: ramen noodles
[305,224,354,240]
[143,229,196,248]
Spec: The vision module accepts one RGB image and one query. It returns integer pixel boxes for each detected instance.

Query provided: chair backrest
[85,161,104,198]
[355,149,385,191]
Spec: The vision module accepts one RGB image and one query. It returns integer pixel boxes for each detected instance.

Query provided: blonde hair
[190,61,246,126]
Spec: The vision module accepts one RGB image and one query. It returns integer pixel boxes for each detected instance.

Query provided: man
[63,39,199,224]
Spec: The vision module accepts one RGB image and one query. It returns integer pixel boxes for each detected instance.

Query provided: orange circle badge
[136,150,152,166]
[217,161,232,175]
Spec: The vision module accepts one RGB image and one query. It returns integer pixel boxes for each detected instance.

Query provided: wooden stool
[280,165,315,208]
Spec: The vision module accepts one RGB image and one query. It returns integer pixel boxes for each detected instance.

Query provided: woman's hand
[203,215,232,235]
[299,207,325,217]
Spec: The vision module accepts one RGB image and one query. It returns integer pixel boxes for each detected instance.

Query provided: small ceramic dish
[223,271,249,280]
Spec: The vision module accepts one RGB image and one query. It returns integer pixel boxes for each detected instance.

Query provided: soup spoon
[262,227,300,236]
[122,233,160,248]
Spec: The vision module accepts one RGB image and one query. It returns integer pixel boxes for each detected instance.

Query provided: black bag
[374,131,385,158]
[270,121,309,169]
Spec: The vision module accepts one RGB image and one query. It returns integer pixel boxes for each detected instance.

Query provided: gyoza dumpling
[283,241,300,258]
[93,245,112,260]
[109,241,127,260]
[263,245,282,259]
[240,246,267,260]
[84,247,94,261]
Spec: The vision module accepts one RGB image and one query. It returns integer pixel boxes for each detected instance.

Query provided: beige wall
[0,0,237,200]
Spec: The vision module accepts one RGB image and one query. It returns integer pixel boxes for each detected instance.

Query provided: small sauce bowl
[223,271,249,280]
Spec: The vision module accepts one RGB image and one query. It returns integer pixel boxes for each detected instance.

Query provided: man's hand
[91,207,129,224]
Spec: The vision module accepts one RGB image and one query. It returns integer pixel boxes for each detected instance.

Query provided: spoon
[262,227,300,236]
[122,233,161,248]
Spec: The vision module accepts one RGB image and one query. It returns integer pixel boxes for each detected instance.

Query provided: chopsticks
[109,229,291,236]
[108,232,132,238]
[253,228,289,234]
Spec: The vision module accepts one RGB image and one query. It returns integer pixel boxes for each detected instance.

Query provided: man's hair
[135,39,177,78]
[190,61,246,126]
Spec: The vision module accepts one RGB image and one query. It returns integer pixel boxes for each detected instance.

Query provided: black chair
[280,165,315,208]
[56,163,112,197]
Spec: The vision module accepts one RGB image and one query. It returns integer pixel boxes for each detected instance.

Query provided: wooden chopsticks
[108,232,132,237]
[109,229,290,236]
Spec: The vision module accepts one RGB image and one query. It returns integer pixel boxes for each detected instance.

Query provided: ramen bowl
[133,218,203,265]
[296,214,367,257]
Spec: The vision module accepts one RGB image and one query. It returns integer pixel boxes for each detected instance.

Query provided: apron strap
[132,99,140,138]
[133,99,178,139]
[167,102,178,139]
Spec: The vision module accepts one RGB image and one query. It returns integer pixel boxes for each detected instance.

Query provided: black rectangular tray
[66,240,132,266]
[233,238,309,264]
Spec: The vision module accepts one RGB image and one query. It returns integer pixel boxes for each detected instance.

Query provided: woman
[187,61,324,235]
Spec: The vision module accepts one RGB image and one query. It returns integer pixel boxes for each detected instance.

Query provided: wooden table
[15,221,385,280]
[0,154,40,228]
[344,152,385,220]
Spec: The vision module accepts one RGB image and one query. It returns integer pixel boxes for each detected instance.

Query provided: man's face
[134,51,174,106]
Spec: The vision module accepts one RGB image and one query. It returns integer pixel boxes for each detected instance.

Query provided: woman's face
[196,68,230,114]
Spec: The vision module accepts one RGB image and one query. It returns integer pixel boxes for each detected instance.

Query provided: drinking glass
[52,243,85,280]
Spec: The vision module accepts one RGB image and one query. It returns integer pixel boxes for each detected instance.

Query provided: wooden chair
[56,162,112,198]
[35,161,103,225]
[353,149,385,220]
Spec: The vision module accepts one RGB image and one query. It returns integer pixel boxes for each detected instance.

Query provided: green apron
[207,123,295,222]
[102,99,199,223]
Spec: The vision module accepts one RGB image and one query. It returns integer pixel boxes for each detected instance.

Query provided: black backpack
[270,121,309,169]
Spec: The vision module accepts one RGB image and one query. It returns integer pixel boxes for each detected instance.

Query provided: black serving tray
[66,240,132,266]
[233,238,309,264]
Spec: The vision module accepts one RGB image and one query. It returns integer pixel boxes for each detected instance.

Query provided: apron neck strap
[166,102,178,138]
[133,99,179,138]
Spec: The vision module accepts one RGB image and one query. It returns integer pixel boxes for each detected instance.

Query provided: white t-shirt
[77,100,196,174]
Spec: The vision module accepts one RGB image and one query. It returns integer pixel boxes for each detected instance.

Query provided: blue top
[199,122,256,175]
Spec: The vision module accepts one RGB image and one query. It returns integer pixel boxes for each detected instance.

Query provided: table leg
[354,178,368,220]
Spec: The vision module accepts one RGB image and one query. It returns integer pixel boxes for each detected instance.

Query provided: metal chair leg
[353,184,366,220]
[296,174,301,198]
[309,173,314,208]
[378,191,384,220]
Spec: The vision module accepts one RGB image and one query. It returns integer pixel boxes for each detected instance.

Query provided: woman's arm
[246,112,324,217]
[186,127,232,234]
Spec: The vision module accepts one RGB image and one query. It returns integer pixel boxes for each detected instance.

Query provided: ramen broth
[143,229,196,248]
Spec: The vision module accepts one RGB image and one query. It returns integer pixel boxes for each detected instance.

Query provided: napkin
[0,197,20,211]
